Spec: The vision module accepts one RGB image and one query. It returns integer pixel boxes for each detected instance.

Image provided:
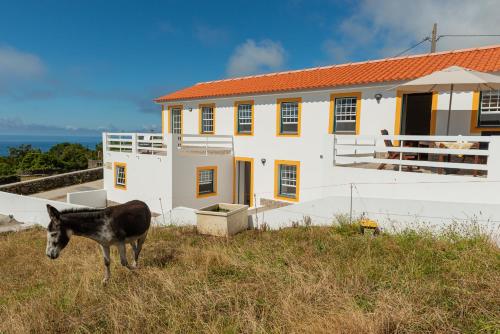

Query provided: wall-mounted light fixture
[187,107,193,112]
[374,93,383,103]
[261,158,266,166]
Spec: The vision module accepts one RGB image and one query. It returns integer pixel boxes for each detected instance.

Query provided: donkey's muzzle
[46,251,59,260]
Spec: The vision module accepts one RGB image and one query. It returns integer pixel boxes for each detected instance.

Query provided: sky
[0,0,499,136]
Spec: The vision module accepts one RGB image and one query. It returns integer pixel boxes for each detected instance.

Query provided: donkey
[45,200,151,284]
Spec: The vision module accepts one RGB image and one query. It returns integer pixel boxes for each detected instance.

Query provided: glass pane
[198,169,214,194]
[237,104,252,133]
[280,102,298,134]
[479,90,500,127]
[116,167,126,186]
[334,97,357,133]
[279,164,296,198]
[202,107,214,133]
[171,108,182,134]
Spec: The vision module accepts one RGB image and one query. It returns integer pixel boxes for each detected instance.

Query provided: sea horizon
[0,134,102,156]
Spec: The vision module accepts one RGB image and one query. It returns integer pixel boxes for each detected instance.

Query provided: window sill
[274,194,298,202]
[197,192,217,198]
[277,132,300,137]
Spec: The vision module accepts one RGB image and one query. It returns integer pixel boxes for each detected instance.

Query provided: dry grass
[0,223,499,333]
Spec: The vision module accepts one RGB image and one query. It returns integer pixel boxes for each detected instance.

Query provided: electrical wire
[392,33,500,58]
[438,34,500,40]
[393,37,430,57]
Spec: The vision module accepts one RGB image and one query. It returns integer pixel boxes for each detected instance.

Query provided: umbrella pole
[446,84,454,135]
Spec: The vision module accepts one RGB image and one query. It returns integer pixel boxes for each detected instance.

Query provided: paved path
[30,180,103,202]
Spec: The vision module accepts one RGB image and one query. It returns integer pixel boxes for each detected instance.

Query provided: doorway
[401,93,433,135]
[234,157,253,207]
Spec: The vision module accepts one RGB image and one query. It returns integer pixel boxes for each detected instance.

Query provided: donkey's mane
[60,207,106,219]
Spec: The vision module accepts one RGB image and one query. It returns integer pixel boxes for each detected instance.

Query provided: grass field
[0,223,499,333]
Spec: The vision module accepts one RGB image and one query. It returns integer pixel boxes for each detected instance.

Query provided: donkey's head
[45,205,70,259]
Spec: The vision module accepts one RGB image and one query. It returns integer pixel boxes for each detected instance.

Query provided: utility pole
[430,23,437,53]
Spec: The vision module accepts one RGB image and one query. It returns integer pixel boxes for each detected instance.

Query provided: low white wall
[152,207,197,226]
[0,191,88,228]
[253,195,500,241]
[67,189,107,208]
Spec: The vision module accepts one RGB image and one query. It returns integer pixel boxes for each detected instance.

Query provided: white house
[103,45,500,214]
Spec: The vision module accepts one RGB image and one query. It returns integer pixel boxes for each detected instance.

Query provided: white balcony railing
[177,134,234,155]
[104,133,234,156]
[334,135,492,176]
[104,133,167,156]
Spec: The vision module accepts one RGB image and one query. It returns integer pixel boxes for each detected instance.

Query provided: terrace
[103,133,234,156]
[333,134,499,178]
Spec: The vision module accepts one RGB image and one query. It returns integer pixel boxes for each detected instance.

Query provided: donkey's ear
[46,204,60,221]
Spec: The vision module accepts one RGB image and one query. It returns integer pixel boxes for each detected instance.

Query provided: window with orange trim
[477,90,500,128]
[114,162,127,190]
[196,166,217,197]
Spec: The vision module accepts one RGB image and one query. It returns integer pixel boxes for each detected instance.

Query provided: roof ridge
[198,44,500,85]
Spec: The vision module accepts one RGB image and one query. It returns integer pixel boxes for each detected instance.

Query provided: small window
[200,105,215,134]
[197,166,217,197]
[478,90,500,127]
[275,160,300,201]
[334,96,357,133]
[236,102,253,134]
[278,99,301,136]
[114,163,126,189]
[170,107,182,134]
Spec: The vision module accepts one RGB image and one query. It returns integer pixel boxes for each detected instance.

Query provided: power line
[393,25,500,58]
[393,37,430,57]
[438,34,500,40]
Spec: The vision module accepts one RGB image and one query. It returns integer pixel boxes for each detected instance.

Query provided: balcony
[105,133,167,155]
[103,133,234,156]
[333,134,497,177]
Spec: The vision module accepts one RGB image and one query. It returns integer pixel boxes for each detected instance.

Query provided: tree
[8,144,39,160]
[18,151,42,173]
[48,143,91,171]
[0,161,15,176]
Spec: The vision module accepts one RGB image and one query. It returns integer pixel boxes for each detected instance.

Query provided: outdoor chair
[377,129,418,170]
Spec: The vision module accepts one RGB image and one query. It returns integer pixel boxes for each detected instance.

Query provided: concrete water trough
[196,203,249,237]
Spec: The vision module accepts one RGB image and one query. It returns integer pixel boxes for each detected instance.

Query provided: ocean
[0,135,102,156]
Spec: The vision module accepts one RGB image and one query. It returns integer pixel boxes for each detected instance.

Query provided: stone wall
[0,168,103,195]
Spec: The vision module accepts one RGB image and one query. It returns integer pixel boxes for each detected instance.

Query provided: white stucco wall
[169,86,494,205]
[103,150,172,214]
[170,136,233,209]
[105,83,498,212]
[103,136,233,213]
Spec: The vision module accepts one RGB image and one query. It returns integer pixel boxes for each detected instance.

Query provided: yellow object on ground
[360,218,378,229]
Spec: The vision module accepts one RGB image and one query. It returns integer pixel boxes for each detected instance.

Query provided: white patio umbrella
[397,66,500,135]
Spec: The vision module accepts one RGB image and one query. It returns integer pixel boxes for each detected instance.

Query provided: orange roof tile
[155,45,500,103]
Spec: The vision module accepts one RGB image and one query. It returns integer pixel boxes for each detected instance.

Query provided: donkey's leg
[118,241,137,271]
[133,234,147,267]
[117,242,130,268]
[100,245,111,284]
[129,240,138,268]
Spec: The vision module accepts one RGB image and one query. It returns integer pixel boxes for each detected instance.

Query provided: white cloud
[227,39,286,77]
[0,46,45,81]
[322,0,500,63]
